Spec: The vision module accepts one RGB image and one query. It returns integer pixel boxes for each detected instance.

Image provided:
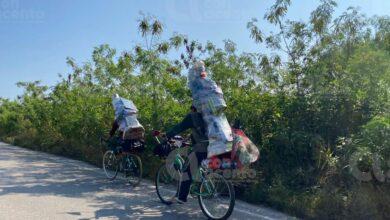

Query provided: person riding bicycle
[109,94,145,153]
[109,118,131,152]
[165,104,208,204]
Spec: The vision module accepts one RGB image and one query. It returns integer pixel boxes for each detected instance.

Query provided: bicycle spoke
[198,173,235,219]
[155,164,180,204]
[103,151,119,180]
[124,154,142,186]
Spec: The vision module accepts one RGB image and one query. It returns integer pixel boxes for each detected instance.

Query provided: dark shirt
[167,112,208,153]
[109,120,123,137]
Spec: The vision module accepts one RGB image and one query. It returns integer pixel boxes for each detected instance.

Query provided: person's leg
[177,174,191,202]
[177,153,195,202]
[122,139,132,153]
[196,152,207,164]
[191,152,207,182]
[112,136,122,153]
[177,152,207,202]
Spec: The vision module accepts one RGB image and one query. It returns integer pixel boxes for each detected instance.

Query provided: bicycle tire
[103,150,119,180]
[155,164,180,205]
[198,173,235,220]
[124,154,143,187]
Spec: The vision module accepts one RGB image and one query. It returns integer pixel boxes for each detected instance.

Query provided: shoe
[175,198,186,204]
[169,196,186,204]
[168,196,176,203]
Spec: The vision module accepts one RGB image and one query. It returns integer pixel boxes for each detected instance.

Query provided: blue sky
[0,0,389,99]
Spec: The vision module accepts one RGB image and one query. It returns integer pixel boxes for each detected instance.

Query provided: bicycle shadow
[0,143,206,219]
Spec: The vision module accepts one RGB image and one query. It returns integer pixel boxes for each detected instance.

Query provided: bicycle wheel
[123,154,142,186]
[155,163,181,205]
[198,172,235,220]
[103,150,119,180]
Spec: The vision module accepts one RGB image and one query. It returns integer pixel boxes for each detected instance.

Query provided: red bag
[231,129,260,168]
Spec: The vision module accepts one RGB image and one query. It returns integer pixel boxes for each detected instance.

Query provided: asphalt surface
[0,142,294,220]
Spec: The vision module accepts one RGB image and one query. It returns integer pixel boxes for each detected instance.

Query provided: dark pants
[112,137,133,152]
[178,152,207,201]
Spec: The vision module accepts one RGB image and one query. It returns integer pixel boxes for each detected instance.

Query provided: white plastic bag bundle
[188,65,227,115]
[207,141,233,159]
[188,62,233,158]
[120,115,142,130]
[112,97,138,120]
[204,114,233,157]
[203,114,233,142]
[112,95,144,140]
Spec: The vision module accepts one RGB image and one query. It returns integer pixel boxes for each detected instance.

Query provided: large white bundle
[188,62,233,158]
[203,114,233,142]
[188,64,227,115]
[119,115,143,131]
[112,95,144,139]
[112,97,138,120]
[203,114,233,157]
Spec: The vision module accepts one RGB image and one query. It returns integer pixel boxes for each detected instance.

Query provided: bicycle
[153,131,235,220]
[101,137,143,186]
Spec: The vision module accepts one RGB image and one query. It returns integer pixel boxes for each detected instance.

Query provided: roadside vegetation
[0,1,389,219]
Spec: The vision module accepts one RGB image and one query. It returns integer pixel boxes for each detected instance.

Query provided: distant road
[0,142,294,220]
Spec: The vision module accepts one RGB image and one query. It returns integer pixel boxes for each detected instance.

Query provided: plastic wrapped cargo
[112,95,144,140]
[118,115,142,130]
[122,125,145,140]
[188,63,227,115]
[232,129,259,167]
[112,96,138,120]
[188,62,233,158]
[193,92,226,115]
[203,114,233,158]
[207,140,233,158]
[203,114,233,142]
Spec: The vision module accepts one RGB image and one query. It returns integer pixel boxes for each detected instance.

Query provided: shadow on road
[0,143,204,219]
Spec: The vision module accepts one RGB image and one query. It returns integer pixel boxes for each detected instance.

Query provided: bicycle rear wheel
[103,150,119,180]
[155,163,181,205]
[123,154,142,186]
[198,172,235,220]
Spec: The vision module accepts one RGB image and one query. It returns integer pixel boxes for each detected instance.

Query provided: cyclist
[165,104,208,204]
[109,110,133,153]
[109,94,144,153]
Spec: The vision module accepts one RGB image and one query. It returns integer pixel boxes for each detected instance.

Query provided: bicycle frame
[121,154,137,171]
[175,150,217,197]
[154,132,235,220]
[153,133,217,197]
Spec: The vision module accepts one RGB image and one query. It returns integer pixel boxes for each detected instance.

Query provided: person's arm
[166,114,193,138]
[109,120,119,137]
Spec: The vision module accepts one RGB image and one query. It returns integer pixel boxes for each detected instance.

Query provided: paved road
[0,142,294,220]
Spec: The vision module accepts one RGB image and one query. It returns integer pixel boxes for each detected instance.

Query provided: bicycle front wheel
[155,163,181,205]
[103,150,119,180]
[198,172,235,220]
[123,154,142,186]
